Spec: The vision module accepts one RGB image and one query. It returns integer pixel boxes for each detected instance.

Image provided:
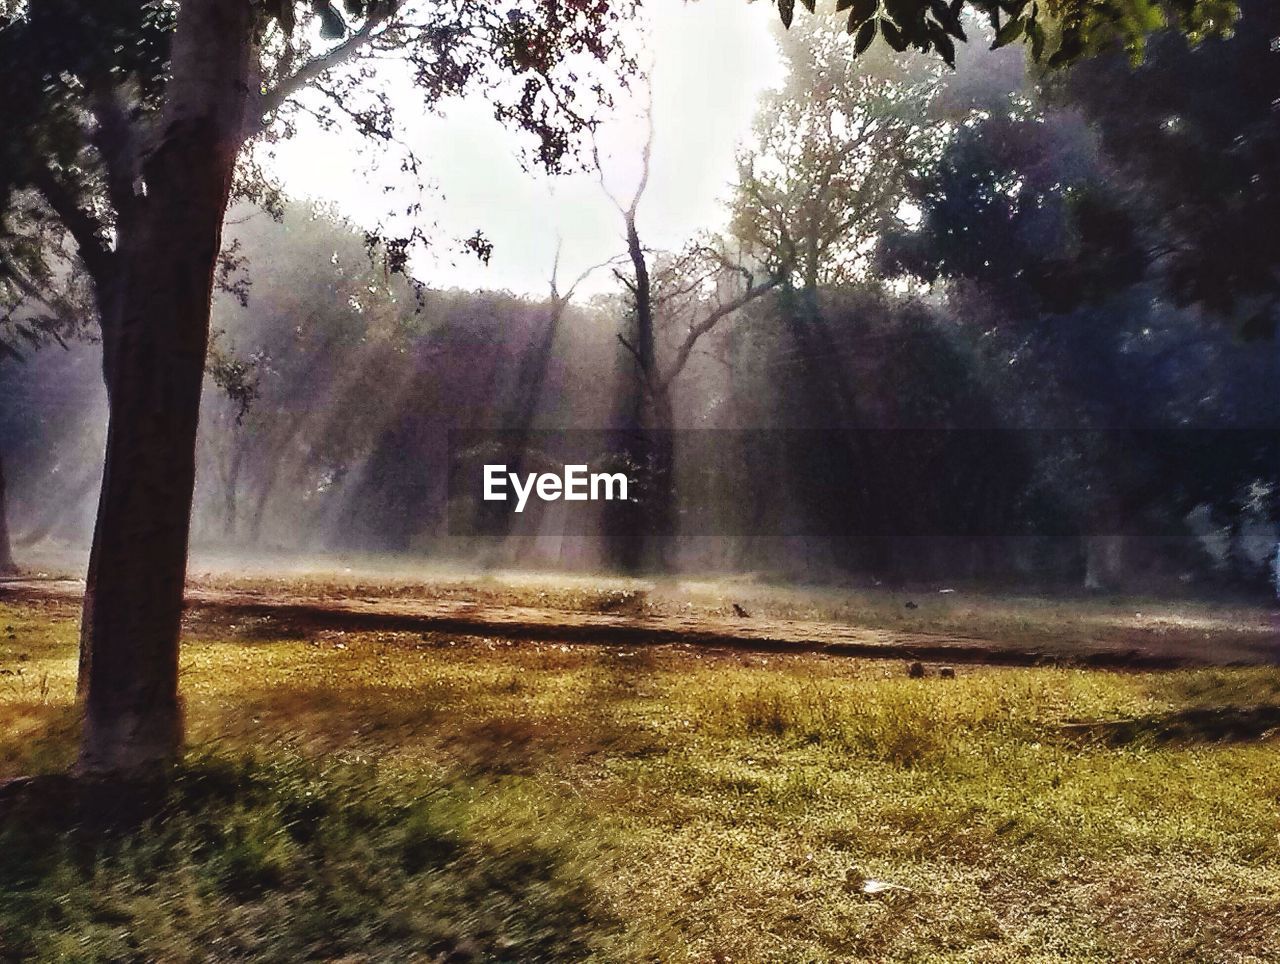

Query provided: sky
[267,0,786,297]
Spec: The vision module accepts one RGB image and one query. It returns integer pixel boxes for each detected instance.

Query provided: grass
[2,595,1279,961]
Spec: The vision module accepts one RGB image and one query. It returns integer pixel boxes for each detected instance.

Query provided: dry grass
[2,595,1279,961]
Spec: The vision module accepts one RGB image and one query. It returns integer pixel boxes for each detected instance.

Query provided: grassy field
[2,592,1279,961]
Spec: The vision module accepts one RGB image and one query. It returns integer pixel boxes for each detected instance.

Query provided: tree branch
[660,275,782,391]
[28,165,113,287]
[255,13,392,131]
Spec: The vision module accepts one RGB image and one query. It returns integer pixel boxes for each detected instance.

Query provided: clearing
[0,570,1278,961]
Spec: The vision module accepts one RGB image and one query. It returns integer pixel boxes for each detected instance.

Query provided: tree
[728,19,942,573]
[0,0,632,776]
[881,28,1278,590]
[193,202,423,547]
[0,439,14,573]
[1052,0,1279,340]
[0,0,1234,779]
[592,96,784,570]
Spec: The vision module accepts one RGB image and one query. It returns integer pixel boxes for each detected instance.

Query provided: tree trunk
[77,0,254,776]
[0,453,16,575]
[221,441,246,540]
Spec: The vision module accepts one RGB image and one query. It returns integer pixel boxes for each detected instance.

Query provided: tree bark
[0,453,16,575]
[77,0,255,775]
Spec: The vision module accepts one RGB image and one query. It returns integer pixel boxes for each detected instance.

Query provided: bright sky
[268,0,785,297]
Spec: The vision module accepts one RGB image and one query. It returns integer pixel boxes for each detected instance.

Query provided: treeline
[4,198,1273,591]
[3,3,1276,593]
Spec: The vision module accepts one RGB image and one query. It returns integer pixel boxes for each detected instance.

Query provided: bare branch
[625,81,654,219]
[659,275,782,391]
[616,331,646,373]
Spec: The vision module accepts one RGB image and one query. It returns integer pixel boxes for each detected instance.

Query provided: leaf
[778,0,795,29]
[840,0,877,29]
[991,15,1024,48]
[929,23,956,66]
[880,17,908,51]
[799,0,816,12]
[853,16,877,53]
[313,0,347,39]
[1047,29,1085,67]
[929,0,965,39]
[1029,19,1046,61]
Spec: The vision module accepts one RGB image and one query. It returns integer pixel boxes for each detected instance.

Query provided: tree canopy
[771,0,1238,67]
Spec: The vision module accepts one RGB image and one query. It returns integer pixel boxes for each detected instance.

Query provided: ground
[1,571,1279,961]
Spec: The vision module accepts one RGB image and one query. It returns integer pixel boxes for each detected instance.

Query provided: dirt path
[5,577,1277,669]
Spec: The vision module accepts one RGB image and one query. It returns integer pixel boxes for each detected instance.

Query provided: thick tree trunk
[77,0,254,775]
[0,453,16,575]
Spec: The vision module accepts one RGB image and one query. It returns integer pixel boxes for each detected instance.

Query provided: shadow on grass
[1061,704,1280,747]
[0,751,616,962]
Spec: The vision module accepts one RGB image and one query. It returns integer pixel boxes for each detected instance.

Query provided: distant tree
[731,20,942,298]
[1052,0,1279,340]
[593,97,784,570]
[882,30,1278,589]
[0,204,95,574]
[728,19,943,572]
[195,203,421,546]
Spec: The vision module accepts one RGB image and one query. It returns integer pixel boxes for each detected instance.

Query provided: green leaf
[799,0,816,12]
[853,16,877,53]
[929,23,956,66]
[777,0,795,29]
[991,15,1024,49]
[840,0,877,30]
[880,17,908,51]
[1029,19,1046,61]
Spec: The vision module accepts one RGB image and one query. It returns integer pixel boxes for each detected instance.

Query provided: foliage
[731,17,943,287]
[1053,0,1280,339]
[771,0,1238,67]
[0,0,635,321]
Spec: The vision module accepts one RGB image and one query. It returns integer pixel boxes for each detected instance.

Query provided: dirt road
[4,577,1277,669]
